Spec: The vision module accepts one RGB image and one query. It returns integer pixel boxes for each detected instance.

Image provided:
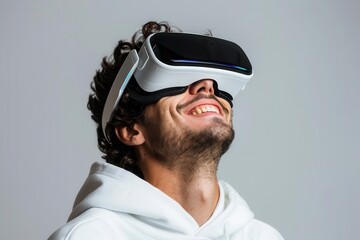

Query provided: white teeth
[191,105,219,115]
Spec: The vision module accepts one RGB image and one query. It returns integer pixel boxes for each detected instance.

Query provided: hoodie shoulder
[48,208,124,240]
[242,219,284,240]
[218,181,284,240]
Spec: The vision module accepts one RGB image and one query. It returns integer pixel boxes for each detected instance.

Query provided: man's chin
[193,123,235,156]
[207,119,234,140]
[190,116,232,132]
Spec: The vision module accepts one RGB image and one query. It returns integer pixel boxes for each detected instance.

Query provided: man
[49,21,284,240]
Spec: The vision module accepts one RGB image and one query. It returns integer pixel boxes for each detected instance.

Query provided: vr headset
[102,32,253,141]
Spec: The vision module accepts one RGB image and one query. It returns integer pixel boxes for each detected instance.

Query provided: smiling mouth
[191,105,220,115]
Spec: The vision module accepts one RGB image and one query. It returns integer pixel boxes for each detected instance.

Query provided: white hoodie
[49,162,284,240]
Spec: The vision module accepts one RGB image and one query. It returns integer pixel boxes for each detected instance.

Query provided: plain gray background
[1,0,359,239]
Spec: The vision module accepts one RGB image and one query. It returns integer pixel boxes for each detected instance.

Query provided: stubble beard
[143,117,235,179]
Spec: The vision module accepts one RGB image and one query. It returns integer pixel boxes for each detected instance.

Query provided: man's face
[138,79,234,169]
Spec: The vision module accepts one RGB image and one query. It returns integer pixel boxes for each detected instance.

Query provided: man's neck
[140,160,220,226]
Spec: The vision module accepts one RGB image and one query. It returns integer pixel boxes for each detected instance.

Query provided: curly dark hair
[87,21,179,178]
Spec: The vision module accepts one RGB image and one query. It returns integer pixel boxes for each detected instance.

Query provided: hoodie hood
[68,162,255,239]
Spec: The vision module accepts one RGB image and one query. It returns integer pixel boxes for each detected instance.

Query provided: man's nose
[188,79,215,95]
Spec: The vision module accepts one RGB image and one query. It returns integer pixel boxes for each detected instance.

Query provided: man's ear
[114,124,145,146]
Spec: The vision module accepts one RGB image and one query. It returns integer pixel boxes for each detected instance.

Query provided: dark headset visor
[128,78,234,107]
[150,33,252,75]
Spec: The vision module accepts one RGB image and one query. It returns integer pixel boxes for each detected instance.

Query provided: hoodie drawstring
[223,222,230,240]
